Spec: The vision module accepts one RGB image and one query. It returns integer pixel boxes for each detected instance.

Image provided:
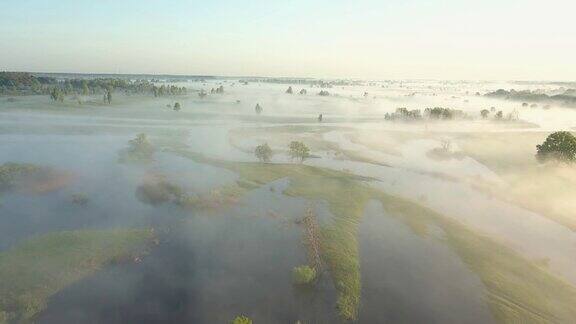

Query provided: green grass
[0,229,155,323]
[170,149,378,321]
[170,148,576,323]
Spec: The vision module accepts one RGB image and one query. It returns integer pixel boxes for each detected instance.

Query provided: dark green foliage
[254,143,273,162]
[289,141,310,163]
[318,90,330,96]
[536,131,576,163]
[286,86,293,94]
[480,109,490,119]
[173,102,181,111]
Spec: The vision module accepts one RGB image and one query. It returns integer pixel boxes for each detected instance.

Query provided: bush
[292,265,316,285]
[71,193,89,207]
[536,131,576,163]
[0,163,41,191]
[231,315,252,324]
[119,133,155,163]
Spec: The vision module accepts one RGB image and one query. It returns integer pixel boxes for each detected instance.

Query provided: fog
[1,77,576,323]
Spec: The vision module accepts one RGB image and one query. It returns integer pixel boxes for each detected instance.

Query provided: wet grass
[170,148,576,322]
[0,229,155,323]
[170,148,380,321]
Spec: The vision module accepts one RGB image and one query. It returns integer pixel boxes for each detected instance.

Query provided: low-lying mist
[1,75,576,323]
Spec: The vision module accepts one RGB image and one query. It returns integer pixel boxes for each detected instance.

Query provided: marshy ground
[1,78,576,323]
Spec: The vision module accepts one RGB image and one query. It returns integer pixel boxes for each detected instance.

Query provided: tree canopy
[536,131,576,163]
[289,141,310,163]
[254,143,273,162]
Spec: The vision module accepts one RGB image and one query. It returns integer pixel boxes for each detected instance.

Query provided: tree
[286,86,293,94]
[105,90,112,104]
[82,81,89,96]
[254,143,273,162]
[480,109,490,119]
[289,141,310,163]
[495,111,503,120]
[536,131,576,163]
[299,89,307,95]
[173,102,181,111]
[255,103,263,114]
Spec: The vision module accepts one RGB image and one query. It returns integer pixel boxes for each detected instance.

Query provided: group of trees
[50,88,65,102]
[485,88,576,107]
[537,131,576,163]
[0,72,190,104]
[479,108,517,121]
[152,84,187,97]
[210,85,225,94]
[0,72,56,95]
[385,107,466,121]
[285,86,308,95]
[254,141,310,163]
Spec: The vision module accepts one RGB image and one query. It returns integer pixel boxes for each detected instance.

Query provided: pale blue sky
[1,0,574,80]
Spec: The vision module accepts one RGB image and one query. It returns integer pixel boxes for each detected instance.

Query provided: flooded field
[1,78,576,323]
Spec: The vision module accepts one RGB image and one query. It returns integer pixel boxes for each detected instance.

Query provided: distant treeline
[485,89,576,107]
[242,78,364,87]
[0,72,186,97]
[385,107,467,121]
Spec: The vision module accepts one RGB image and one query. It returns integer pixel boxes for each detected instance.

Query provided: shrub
[292,265,317,285]
[71,193,89,207]
[231,315,252,324]
[119,133,155,162]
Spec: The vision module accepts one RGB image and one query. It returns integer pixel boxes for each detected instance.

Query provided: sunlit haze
[1,0,575,80]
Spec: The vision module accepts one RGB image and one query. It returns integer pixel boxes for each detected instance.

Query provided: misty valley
[2,72,576,324]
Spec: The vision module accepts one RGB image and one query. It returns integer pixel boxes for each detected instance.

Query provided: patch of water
[358,200,495,323]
